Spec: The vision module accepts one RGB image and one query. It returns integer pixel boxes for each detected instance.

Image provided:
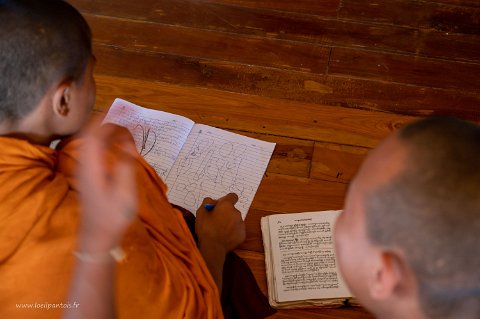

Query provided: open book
[103,98,275,218]
[261,211,356,309]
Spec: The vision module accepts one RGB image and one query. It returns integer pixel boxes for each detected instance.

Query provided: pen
[204,204,215,211]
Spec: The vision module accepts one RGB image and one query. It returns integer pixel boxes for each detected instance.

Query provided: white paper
[268,211,351,302]
[103,99,194,180]
[166,124,275,219]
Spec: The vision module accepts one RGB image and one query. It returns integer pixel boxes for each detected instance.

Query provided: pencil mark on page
[133,124,157,157]
[168,134,255,212]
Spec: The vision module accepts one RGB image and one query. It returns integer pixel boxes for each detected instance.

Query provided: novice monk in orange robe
[0,124,230,319]
[0,1,245,318]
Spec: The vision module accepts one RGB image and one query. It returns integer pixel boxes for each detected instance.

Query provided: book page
[165,124,275,218]
[268,211,351,302]
[103,99,195,180]
[261,216,278,306]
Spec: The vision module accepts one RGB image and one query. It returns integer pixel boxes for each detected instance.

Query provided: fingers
[111,154,137,220]
[81,119,136,152]
[200,197,216,206]
[79,122,138,209]
[200,193,238,205]
[100,123,136,153]
[218,193,239,205]
[198,193,239,213]
[197,197,216,216]
[216,193,242,222]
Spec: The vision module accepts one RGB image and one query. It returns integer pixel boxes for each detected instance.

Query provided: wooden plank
[68,0,159,19]
[251,173,346,212]
[235,249,375,318]
[424,0,480,7]
[234,131,313,178]
[241,208,271,253]
[339,0,480,35]
[92,45,480,121]
[70,0,340,18]
[201,0,341,17]
[147,4,476,63]
[329,47,480,91]
[71,0,480,62]
[93,74,416,147]
[311,142,369,183]
[70,0,340,17]
[84,14,330,74]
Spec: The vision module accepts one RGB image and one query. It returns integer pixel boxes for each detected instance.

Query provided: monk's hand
[195,193,246,253]
[195,193,245,291]
[77,124,138,252]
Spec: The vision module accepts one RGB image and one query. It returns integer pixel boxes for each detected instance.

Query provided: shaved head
[0,0,92,122]
[365,117,480,318]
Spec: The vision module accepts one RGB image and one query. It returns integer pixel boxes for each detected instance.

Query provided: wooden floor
[68,1,480,318]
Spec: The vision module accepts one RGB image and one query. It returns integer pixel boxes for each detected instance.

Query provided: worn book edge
[261,212,358,309]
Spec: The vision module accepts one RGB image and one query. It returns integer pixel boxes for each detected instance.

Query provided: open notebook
[103,98,275,218]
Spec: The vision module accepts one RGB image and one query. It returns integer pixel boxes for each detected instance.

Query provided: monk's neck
[0,120,54,146]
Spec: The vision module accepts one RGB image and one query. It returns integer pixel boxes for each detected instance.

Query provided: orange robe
[0,127,222,319]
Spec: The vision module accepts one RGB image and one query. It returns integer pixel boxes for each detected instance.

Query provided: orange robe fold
[0,126,222,319]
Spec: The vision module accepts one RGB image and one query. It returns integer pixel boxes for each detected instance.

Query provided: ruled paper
[103,99,195,180]
[166,124,275,218]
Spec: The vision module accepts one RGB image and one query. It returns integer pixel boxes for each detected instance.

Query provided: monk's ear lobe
[369,251,405,300]
[52,84,71,117]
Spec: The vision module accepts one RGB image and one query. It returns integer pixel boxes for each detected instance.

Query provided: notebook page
[268,211,351,302]
[103,99,195,180]
[165,124,275,219]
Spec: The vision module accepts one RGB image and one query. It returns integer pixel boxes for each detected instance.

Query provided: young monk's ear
[52,82,72,117]
[368,250,407,300]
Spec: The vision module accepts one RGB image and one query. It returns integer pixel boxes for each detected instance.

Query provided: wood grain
[94,74,416,148]
[424,0,480,7]
[188,0,341,17]
[85,14,330,74]
[339,0,480,35]
[70,0,480,62]
[252,173,347,212]
[235,131,314,178]
[92,44,480,121]
[329,47,480,91]
[311,142,369,183]
[70,0,340,17]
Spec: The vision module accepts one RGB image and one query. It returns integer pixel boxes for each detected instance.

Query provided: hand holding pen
[195,193,246,291]
[195,193,245,253]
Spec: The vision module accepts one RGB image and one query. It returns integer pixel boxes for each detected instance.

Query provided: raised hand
[77,123,138,253]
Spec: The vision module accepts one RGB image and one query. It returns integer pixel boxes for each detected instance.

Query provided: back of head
[365,116,480,319]
[0,0,91,123]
